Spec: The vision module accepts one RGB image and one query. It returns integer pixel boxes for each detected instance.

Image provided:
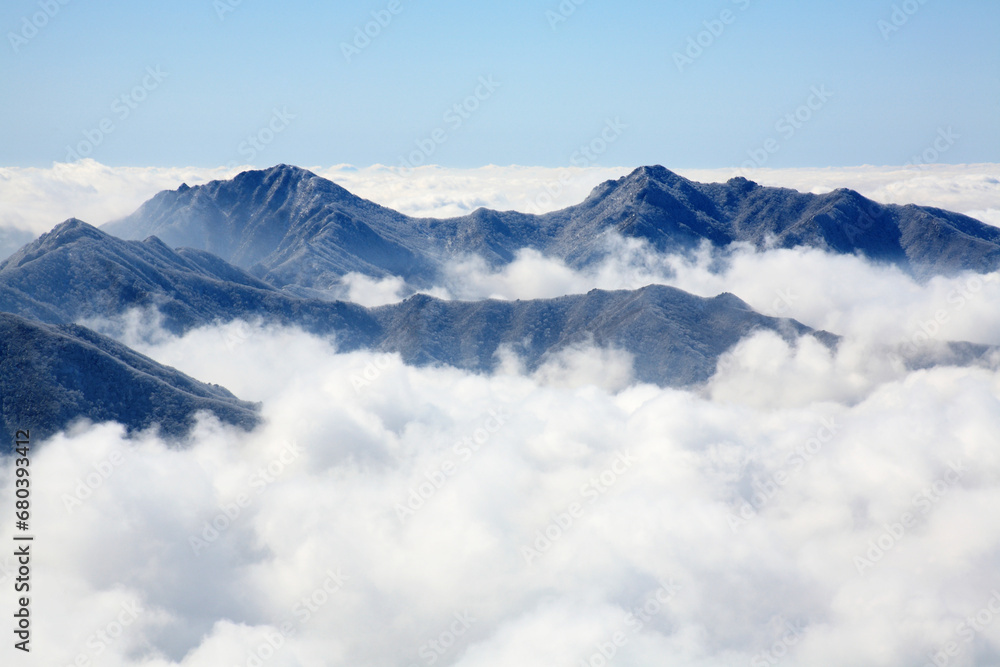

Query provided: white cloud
[336,272,409,308]
[396,235,1000,361]
[5,318,1000,666]
[0,161,239,237]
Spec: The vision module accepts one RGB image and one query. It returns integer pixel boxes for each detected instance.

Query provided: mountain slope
[370,286,832,386]
[0,312,259,451]
[0,218,378,346]
[102,165,438,290]
[102,165,1000,290]
[0,220,834,388]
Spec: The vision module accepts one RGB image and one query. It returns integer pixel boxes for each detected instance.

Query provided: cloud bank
[330,234,1000,367]
[3,312,1000,667]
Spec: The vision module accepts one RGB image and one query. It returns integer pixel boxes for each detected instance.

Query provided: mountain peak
[583,165,688,206]
[238,163,318,183]
[627,165,684,184]
[53,217,90,230]
[827,187,869,203]
[712,291,752,310]
[0,219,101,271]
[40,218,104,246]
[726,176,759,192]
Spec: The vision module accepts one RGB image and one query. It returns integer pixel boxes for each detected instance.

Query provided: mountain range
[103,165,1000,294]
[3,164,998,450]
[0,219,832,387]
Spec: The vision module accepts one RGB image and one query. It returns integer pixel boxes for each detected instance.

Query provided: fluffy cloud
[0,162,238,238]
[349,233,1000,366]
[4,315,1000,667]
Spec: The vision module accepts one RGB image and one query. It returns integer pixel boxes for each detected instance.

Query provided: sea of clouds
[2,162,1000,666]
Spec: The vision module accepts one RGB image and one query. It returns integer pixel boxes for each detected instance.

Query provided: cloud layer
[3,310,1000,666]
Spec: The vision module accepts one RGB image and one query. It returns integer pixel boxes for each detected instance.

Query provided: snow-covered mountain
[0,312,258,450]
[0,219,833,391]
[5,163,999,450]
[103,165,1000,292]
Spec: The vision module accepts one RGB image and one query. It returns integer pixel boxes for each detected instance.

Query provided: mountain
[0,217,378,345]
[0,312,259,451]
[371,285,834,386]
[102,165,1000,292]
[101,166,439,292]
[10,164,997,450]
[0,220,833,388]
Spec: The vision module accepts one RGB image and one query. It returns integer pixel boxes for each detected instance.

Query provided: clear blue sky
[1,0,996,169]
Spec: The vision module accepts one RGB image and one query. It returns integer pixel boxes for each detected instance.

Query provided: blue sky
[1,0,996,169]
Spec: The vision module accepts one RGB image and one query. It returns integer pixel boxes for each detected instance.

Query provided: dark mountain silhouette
[0,312,259,451]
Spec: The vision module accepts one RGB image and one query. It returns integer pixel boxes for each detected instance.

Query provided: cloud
[335,272,410,308]
[0,161,240,238]
[357,233,1000,367]
[4,310,1000,666]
